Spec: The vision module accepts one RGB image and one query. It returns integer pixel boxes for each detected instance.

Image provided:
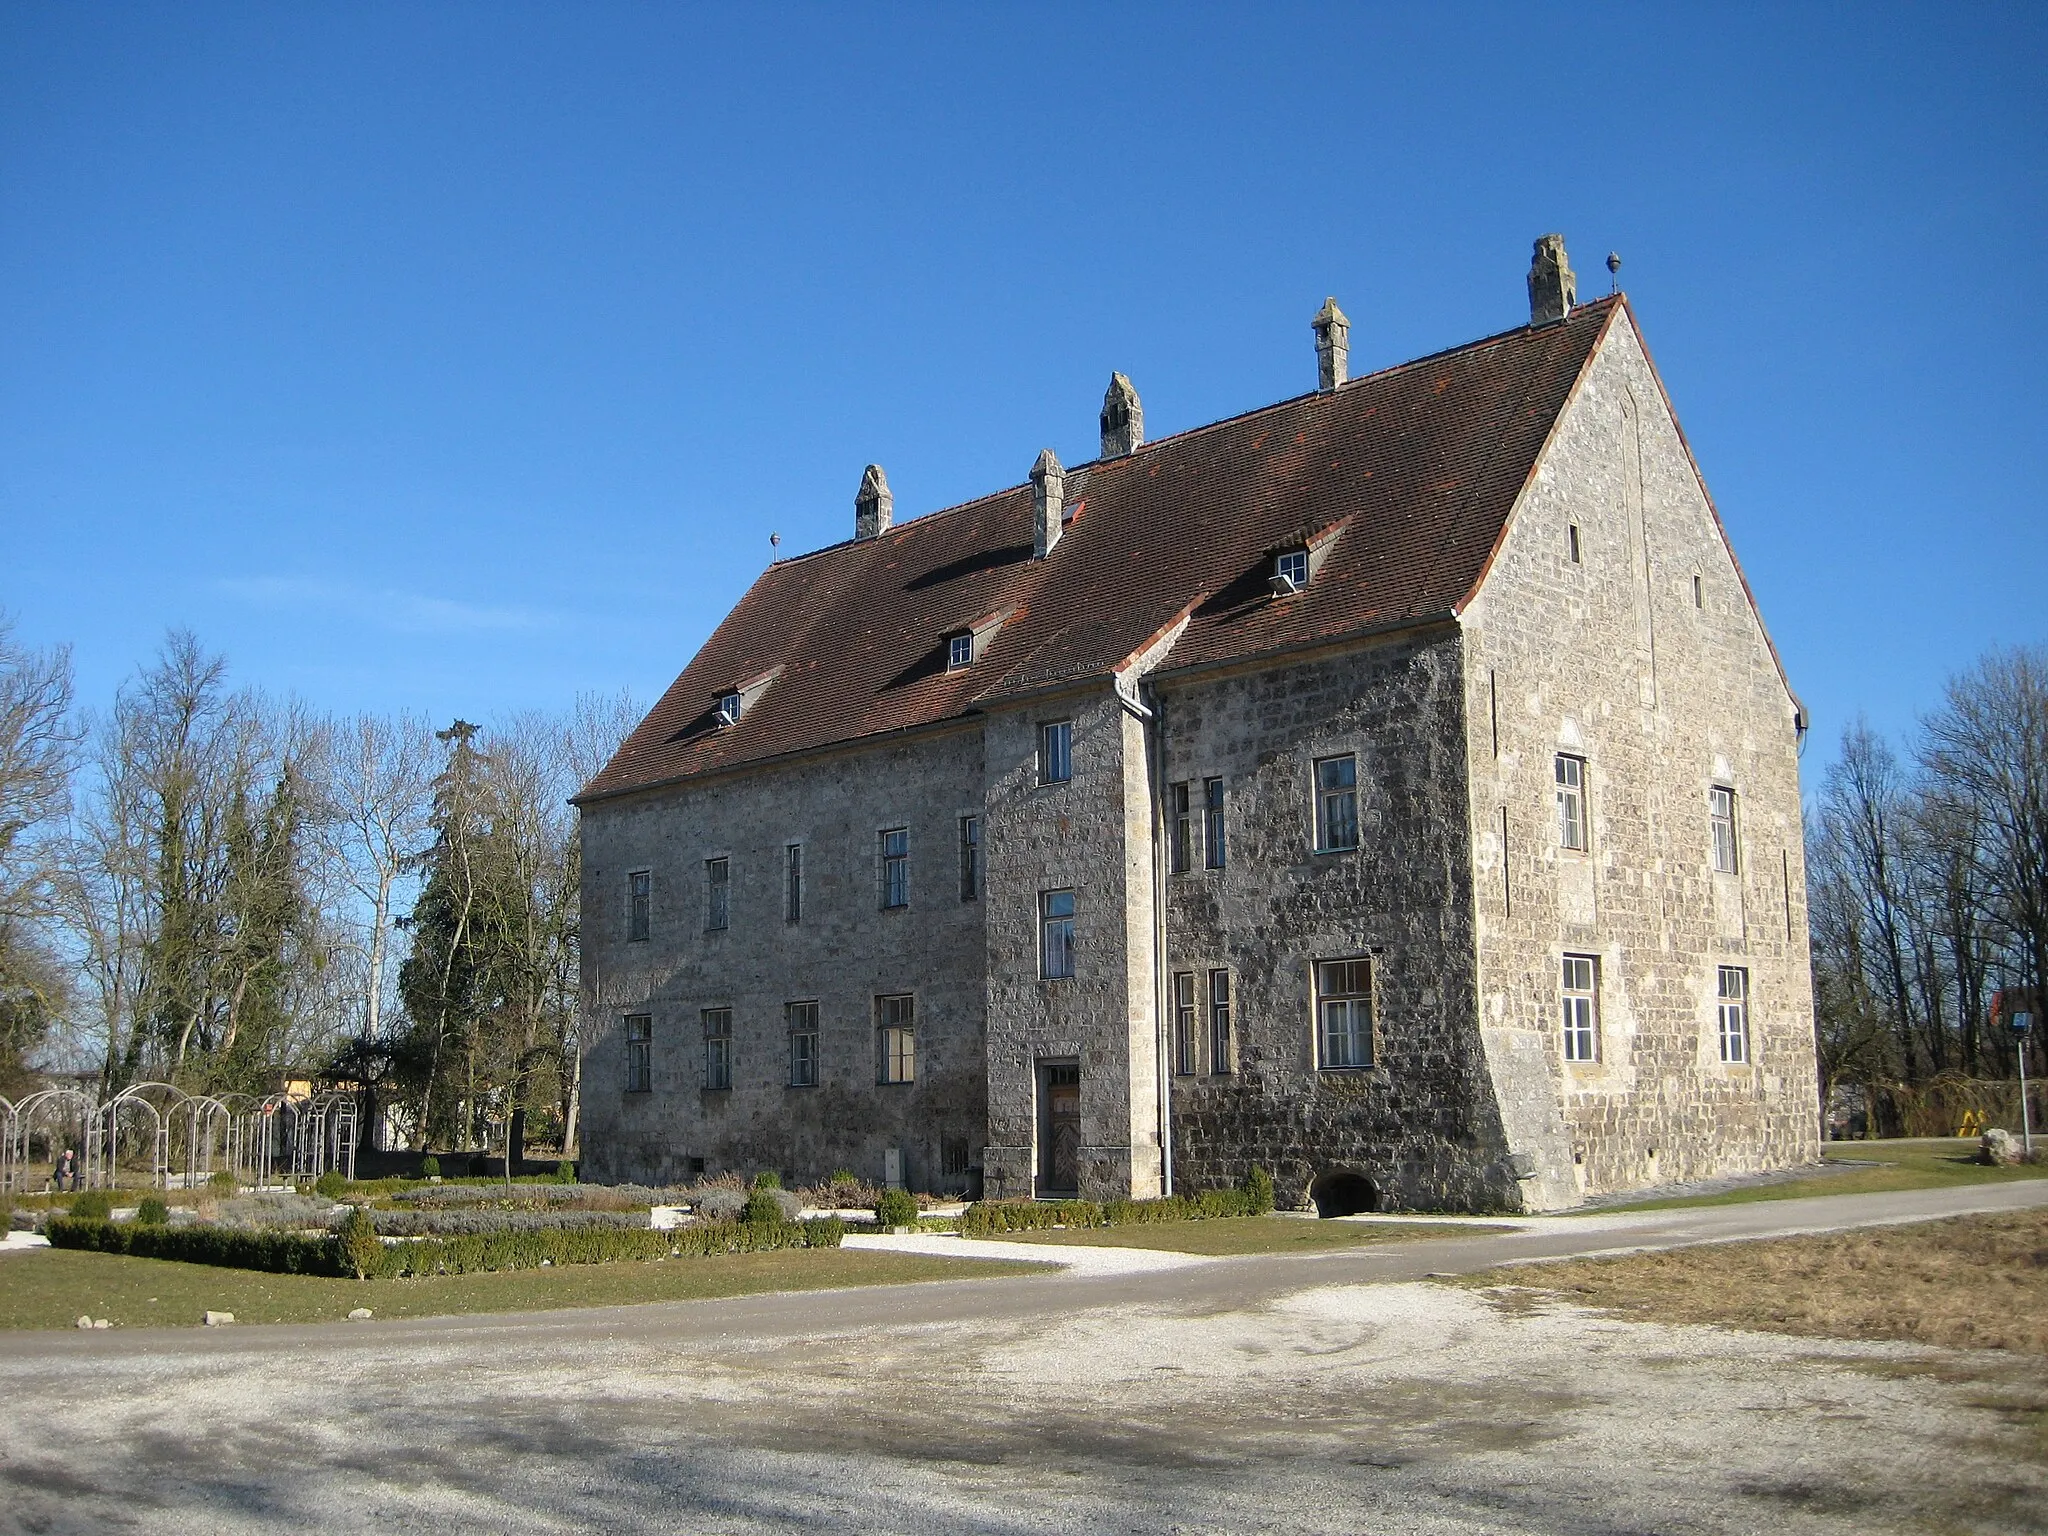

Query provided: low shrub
[313,1169,347,1199]
[419,1155,441,1178]
[873,1188,919,1227]
[69,1189,113,1221]
[553,1160,577,1183]
[48,1209,845,1280]
[338,1206,383,1280]
[356,1208,652,1238]
[743,1187,801,1224]
[134,1195,170,1226]
[694,1188,747,1221]
[207,1169,238,1197]
[829,1170,859,1189]
[752,1170,782,1190]
[48,1217,341,1274]
[959,1170,1276,1238]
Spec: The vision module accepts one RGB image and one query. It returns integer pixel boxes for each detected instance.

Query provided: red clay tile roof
[576,299,1620,804]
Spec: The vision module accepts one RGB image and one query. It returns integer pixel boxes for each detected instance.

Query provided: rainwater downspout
[1141,680,1174,1197]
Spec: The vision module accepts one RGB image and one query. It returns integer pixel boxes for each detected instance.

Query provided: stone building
[574,236,1820,1213]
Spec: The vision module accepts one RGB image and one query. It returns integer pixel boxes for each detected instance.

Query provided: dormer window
[1272,548,1310,594]
[948,633,974,670]
[711,665,783,732]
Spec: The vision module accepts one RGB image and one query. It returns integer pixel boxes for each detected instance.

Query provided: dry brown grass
[1471,1208,2048,1354]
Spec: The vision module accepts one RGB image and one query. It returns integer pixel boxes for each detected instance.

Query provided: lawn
[1580,1137,2048,1213]
[0,1246,1050,1331]
[986,1214,1506,1256]
[1463,1207,2048,1355]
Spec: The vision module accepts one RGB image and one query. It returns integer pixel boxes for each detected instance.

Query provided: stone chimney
[854,464,892,541]
[1312,297,1349,392]
[1527,235,1577,325]
[1099,373,1143,458]
[1031,448,1065,559]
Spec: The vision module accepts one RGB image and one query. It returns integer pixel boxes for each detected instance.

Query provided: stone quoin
[573,236,1820,1212]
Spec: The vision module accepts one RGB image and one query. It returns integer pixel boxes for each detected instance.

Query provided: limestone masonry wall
[1460,308,1820,1209]
[579,726,988,1191]
[1157,630,1519,1213]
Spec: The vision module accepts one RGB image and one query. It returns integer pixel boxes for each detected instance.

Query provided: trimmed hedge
[957,1169,1274,1238]
[46,1214,846,1279]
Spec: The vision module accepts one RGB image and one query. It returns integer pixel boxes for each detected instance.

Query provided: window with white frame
[624,1014,652,1093]
[1172,971,1197,1075]
[627,870,651,943]
[1275,548,1309,588]
[1170,782,1193,873]
[1316,958,1374,1069]
[958,815,980,902]
[1717,966,1751,1063]
[784,843,803,923]
[948,633,974,670]
[1315,754,1359,852]
[1561,955,1599,1062]
[1208,969,1233,1074]
[705,858,729,931]
[702,1008,732,1091]
[1041,889,1076,980]
[1555,754,1588,851]
[1709,786,1739,875]
[1204,777,1226,868]
[787,1001,818,1087]
[881,828,909,908]
[877,995,915,1084]
[1040,720,1072,785]
[717,692,742,727]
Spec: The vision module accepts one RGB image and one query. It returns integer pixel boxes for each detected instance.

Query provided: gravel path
[2,1183,2043,1534]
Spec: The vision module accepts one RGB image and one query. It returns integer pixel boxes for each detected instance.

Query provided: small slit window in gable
[1692,573,1704,608]
[1568,524,1581,564]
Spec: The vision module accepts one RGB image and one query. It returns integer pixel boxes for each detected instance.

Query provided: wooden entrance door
[1040,1063,1080,1195]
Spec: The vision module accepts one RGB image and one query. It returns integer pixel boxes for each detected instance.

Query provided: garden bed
[45,1213,845,1278]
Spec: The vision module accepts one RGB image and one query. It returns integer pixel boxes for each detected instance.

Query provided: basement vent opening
[1309,1168,1380,1218]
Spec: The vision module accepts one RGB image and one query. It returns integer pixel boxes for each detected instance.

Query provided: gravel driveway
[2,1184,2043,1535]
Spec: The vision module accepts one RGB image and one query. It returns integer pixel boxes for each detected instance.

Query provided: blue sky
[3,4,2043,768]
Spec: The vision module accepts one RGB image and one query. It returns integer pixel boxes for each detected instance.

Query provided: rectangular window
[705,858,729,931]
[1316,958,1374,1069]
[1568,524,1581,564]
[1709,786,1739,875]
[948,633,973,670]
[1172,972,1197,1075]
[1208,969,1233,1074]
[702,1008,732,1091]
[1555,754,1588,851]
[627,870,651,943]
[784,844,803,923]
[1275,548,1309,587]
[1040,888,1076,980]
[787,1001,818,1087]
[624,1014,652,1093]
[941,1138,970,1178]
[881,828,909,908]
[877,994,915,1084]
[1203,777,1225,869]
[1718,966,1751,1063]
[1170,782,1193,873]
[1040,720,1072,785]
[1561,955,1599,1062]
[959,815,980,902]
[1315,754,1359,852]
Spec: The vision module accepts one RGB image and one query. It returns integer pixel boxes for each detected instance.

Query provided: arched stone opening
[1309,1168,1379,1218]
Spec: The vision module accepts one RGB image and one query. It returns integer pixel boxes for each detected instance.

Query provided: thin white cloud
[216,577,557,635]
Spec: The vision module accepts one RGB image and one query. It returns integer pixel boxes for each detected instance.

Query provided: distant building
[574,236,1819,1212]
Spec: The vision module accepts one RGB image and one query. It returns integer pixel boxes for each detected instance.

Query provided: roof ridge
[763,300,1624,571]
